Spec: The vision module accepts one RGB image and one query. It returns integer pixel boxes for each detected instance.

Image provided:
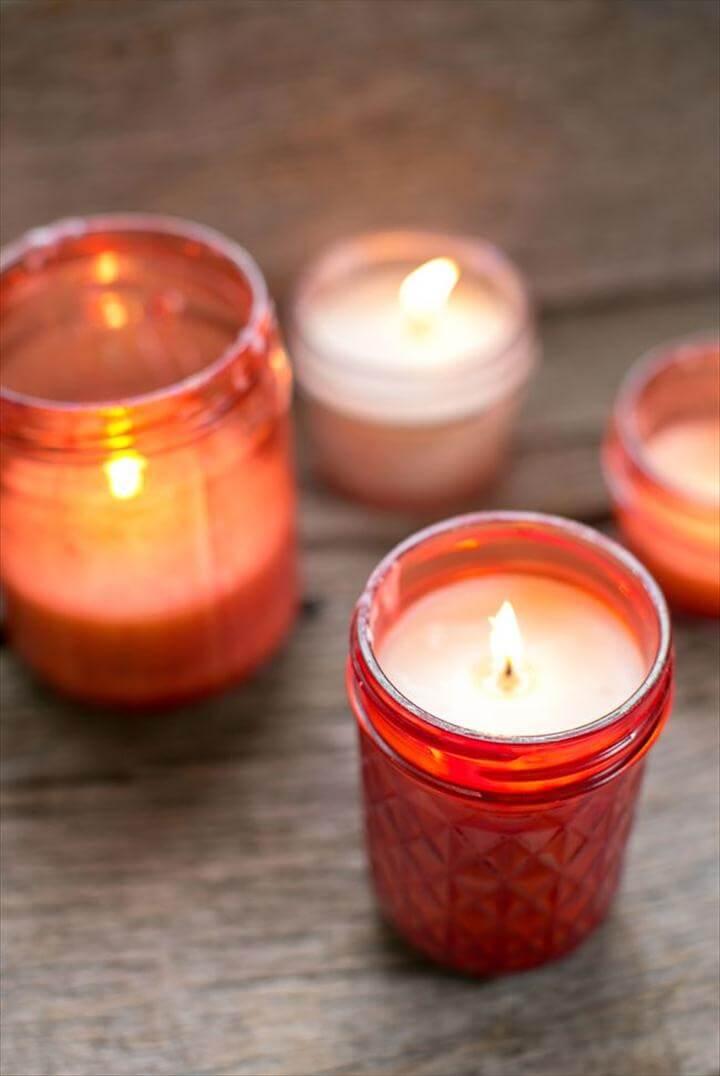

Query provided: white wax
[304,265,513,374]
[643,417,720,502]
[293,241,536,507]
[376,574,646,737]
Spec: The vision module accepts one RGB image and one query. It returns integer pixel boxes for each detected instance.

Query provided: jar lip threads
[353,511,670,747]
[0,213,272,413]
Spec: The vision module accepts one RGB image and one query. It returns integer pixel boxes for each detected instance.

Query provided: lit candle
[377,574,646,738]
[291,232,537,511]
[304,255,508,378]
[347,513,672,975]
[604,336,720,615]
[0,216,298,706]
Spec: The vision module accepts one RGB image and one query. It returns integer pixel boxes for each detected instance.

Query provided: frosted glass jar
[291,232,538,512]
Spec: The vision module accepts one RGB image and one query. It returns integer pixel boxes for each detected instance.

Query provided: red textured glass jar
[347,513,672,975]
[0,215,297,706]
[604,335,720,616]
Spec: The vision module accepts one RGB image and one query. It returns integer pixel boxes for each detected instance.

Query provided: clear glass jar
[291,231,537,512]
[347,513,672,975]
[604,336,720,615]
[0,215,298,706]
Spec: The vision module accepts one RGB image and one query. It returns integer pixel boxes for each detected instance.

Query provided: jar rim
[0,213,272,416]
[290,230,536,423]
[611,333,720,512]
[355,510,671,747]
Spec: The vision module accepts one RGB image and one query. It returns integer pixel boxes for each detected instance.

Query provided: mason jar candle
[347,512,672,975]
[604,336,720,616]
[0,215,298,706]
[291,232,537,512]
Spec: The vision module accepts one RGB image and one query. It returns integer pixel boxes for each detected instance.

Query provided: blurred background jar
[0,215,298,706]
[291,232,538,512]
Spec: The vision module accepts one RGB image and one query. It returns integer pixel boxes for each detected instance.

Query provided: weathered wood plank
[1,565,718,1076]
[1,290,718,1076]
[2,3,719,1073]
[1,0,718,307]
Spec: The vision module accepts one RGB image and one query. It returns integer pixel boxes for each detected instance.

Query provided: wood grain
[1,3,719,1075]
[1,0,719,307]
[2,289,719,1076]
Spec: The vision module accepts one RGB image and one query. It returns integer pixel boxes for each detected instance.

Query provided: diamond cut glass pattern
[361,729,645,974]
[348,515,672,975]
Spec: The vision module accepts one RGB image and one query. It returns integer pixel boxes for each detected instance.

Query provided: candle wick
[498,657,518,691]
[406,312,434,336]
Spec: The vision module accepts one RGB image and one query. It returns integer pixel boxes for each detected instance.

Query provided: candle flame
[489,600,525,687]
[399,257,459,328]
[104,451,146,500]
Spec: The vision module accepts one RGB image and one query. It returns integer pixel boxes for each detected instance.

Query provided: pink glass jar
[291,232,537,512]
[347,513,672,975]
[0,215,297,706]
[604,336,720,615]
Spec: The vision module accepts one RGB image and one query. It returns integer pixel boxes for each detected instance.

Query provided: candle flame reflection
[489,600,525,688]
[98,293,128,330]
[399,257,459,328]
[95,251,120,285]
[104,452,147,500]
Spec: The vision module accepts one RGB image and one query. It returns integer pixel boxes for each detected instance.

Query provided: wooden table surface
[1,4,719,1075]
